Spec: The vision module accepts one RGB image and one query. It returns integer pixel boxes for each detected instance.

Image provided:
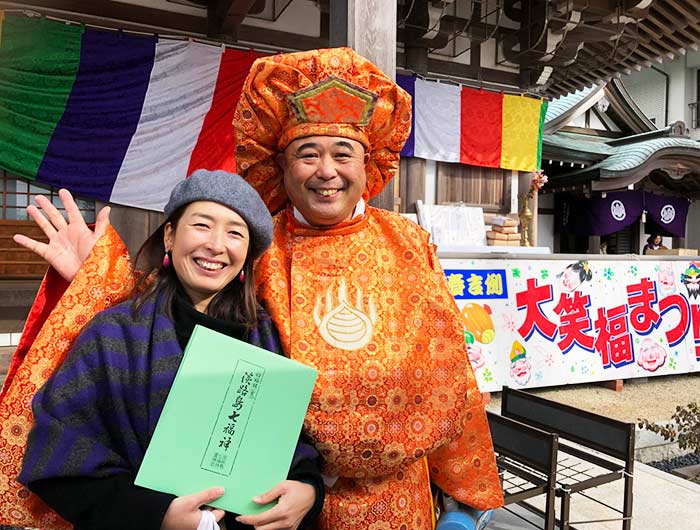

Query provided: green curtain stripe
[0,15,83,179]
[536,99,548,170]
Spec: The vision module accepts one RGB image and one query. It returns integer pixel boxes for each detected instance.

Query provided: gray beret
[164,169,273,260]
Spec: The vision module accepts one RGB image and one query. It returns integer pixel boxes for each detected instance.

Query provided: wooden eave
[544,1,700,97]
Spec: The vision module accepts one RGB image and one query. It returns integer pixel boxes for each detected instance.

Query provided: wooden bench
[501,387,635,530]
[487,410,559,530]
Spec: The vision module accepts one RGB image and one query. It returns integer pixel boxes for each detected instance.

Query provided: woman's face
[654,235,662,245]
[560,266,581,293]
[164,201,250,312]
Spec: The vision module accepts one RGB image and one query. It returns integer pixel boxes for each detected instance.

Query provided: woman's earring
[162,251,171,268]
[239,270,245,282]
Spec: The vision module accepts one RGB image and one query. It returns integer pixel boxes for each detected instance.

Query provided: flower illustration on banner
[483,368,493,382]
[540,269,549,280]
[603,267,614,280]
[543,351,555,367]
[502,312,518,334]
[527,170,548,199]
[669,357,677,370]
[629,265,638,276]
[512,268,521,278]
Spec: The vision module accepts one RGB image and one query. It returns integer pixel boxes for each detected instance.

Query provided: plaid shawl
[19,291,282,485]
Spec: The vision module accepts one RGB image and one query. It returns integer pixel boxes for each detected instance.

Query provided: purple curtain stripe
[396,73,415,157]
[37,29,156,200]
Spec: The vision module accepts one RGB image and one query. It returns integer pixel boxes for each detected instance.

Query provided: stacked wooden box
[486,216,520,246]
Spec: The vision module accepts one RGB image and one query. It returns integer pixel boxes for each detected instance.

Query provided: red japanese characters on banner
[443,258,700,392]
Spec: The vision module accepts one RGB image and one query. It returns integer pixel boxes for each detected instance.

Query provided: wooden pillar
[96,202,164,260]
[400,158,426,213]
[330,0,397,211]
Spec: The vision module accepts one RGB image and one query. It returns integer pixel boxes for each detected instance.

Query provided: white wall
[622,67,667,127]
[686,201,700,251]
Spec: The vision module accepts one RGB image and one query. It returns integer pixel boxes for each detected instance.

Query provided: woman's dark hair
[131,204,260,328]
[558,260,593,284]
[568,260,593,283]
[647,234,662,245]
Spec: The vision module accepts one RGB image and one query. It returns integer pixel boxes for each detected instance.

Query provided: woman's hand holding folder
[235,480,316,530]
[161,487,225,530]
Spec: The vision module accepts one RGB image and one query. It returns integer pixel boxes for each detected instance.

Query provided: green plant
[638,402,700,453]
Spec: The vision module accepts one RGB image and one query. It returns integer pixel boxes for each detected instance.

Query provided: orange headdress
[233,47,412,213]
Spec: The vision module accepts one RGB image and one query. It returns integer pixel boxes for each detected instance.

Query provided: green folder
[135,324,318,515]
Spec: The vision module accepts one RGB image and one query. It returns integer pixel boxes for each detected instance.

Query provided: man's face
[278,136,369,227]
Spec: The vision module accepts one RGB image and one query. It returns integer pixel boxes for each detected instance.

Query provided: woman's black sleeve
[286,434,325,529]
[29,473,175,530]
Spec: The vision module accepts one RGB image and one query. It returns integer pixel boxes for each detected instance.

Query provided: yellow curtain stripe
[500,94,543,172]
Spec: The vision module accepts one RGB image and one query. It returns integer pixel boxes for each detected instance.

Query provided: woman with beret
[18,170,324,530]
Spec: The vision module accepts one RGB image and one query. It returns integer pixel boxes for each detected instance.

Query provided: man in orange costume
[2,47,502,529]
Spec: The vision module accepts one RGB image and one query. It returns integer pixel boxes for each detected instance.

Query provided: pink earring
[162,252,171,268]
[239,270,245,282]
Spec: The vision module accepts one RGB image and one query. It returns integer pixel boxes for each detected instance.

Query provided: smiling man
[4,47,503,530]
[228,47,504,529]
[277,137,369,227]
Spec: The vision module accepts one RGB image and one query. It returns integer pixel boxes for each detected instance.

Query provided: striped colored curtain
[0,13,262,211]
[397,74,548,172]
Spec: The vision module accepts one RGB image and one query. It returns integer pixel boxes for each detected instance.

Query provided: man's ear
[363,150,371,166]
[276,152,288,171]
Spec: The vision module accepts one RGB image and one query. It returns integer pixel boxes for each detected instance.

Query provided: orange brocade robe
[257,207,503,530]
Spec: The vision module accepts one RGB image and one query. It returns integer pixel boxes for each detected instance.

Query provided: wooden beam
[549,72,588,93]
[569,70,607,87]
[236,25,327,50]
[209,0,259,36]
[635,37,675,60]
[652,3,700,33]
[558,78,581,92]
[0,0,209,35]
[665,0,700,26]
[629,43,664,64]
[0,0,327,50]
[414,57,520,86]
[571,43,635,81]
[651,3,700,47]
[638,22,682,56]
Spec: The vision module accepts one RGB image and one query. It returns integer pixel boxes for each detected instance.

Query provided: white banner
[442,258,700,392]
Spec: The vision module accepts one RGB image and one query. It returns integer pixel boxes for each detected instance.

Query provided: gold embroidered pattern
[313,279,377,350]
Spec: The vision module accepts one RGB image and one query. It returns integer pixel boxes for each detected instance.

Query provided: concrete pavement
[487,460,700,530]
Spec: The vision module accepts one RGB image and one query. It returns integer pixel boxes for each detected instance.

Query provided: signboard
[443,258,700,392]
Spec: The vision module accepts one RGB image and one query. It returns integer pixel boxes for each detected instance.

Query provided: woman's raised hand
[235,480,316,530]
[13,189,111,282]
[160,487,226,530]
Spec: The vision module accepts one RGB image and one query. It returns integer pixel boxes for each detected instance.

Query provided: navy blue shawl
[19,292,282,485]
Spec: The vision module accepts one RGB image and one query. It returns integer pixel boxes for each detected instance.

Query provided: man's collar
[292,198,365,226]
